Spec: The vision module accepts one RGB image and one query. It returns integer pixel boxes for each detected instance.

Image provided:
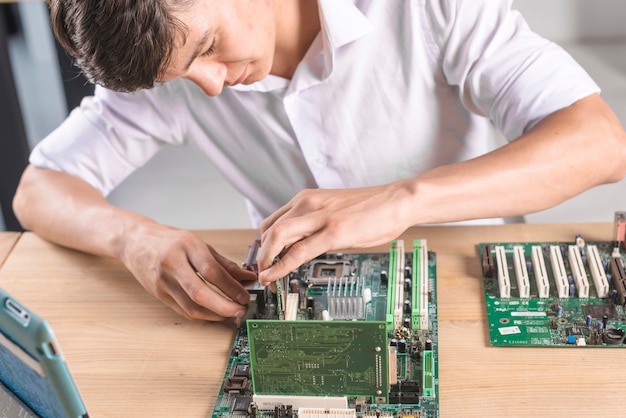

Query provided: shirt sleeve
[421,0,600,140]
[29,83,188,195]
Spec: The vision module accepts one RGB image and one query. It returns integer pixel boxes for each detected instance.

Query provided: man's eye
[202,40,216,57]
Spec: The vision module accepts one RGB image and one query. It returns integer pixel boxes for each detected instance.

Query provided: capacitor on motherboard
[404,278,412,291]
[569,283,576,297]
[381,270,388,283]
[404,266,412,279]
[603,314,609,329]
[306,296,315,319]
[289,279,300,294]
[403,299,412,313]
[425,339,433,350]
[586,314,592,328]
[403,317,411,329]
[597,321,604,331]
[556,305,563,318]
[398,338,407,353]
[250,403,258,418]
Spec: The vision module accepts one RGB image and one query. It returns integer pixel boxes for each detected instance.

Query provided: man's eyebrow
[182,30,211,72]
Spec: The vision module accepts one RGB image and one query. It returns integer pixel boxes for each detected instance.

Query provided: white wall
[514,0,626,223]
[514,0,626,42]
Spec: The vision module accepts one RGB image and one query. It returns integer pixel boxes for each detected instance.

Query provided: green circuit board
[480,237,626,347]
[212,239,439,417]
[248,321,389,398]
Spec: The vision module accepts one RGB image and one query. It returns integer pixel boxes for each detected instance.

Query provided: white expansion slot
[394,240,405,329]
[531,246,550,298]
[418,239,429,330]
[495,246,510,298]
[568,245,589,297]
[513,246,530,298]
[285,293,299,320]
[549,245,569,298]
[587,245,609,298]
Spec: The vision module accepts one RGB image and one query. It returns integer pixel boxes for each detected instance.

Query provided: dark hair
[48,0,189,92]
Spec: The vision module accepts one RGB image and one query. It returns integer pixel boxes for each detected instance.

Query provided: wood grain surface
[0,224,622,417]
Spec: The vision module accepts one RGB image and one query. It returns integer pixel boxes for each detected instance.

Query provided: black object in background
[0,5,29,232]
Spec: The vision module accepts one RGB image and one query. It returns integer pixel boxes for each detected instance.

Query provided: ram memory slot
[411,239,429,330]
[393,240,406,329]
[587,245,609,298]
[568,245,589,297]
[531,246,550,298]
[512,246,530,298]
[422,350,435,397]
[494,246,510,298]
[386,241,399,330]
[549,245,569,298]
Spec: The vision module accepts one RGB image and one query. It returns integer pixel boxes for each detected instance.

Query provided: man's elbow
[12,165,37,231]
[604,128,626,184]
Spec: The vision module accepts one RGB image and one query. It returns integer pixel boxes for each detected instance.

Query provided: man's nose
[187,61,227,96]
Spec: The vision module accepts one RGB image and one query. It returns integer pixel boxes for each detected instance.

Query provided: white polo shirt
[30,0,599,226]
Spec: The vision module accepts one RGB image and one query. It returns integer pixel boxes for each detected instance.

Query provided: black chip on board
[233,363,250,377]
[585,304,617,319]
[233,396,251,412]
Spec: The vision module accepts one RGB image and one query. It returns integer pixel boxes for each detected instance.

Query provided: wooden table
[0,231,19,267]
[0,224,623,417]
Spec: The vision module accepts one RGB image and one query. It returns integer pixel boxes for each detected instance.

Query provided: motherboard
[479,212,626,347]
[212,239,439,417]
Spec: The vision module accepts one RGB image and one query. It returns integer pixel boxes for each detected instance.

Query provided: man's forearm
[12,165,153,259]
[404,94,626,225]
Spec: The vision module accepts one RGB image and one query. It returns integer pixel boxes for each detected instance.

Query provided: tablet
[0,287,88,418]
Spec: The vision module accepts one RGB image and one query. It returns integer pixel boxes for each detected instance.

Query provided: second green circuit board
[479,237,626,347]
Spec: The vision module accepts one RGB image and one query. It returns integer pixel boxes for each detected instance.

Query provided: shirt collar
[231,0,372,93]
[319,0,372,51]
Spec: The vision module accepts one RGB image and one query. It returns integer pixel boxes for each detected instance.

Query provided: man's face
[162,0,276,96]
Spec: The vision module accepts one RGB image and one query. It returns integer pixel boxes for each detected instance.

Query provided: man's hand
[119,223,256,321]
[257,184,414,285]
[13,166,256,322]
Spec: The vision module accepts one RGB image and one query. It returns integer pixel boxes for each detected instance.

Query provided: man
[13,0,626,321]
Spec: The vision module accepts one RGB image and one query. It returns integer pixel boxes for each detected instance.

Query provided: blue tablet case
[0,287,88,418]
